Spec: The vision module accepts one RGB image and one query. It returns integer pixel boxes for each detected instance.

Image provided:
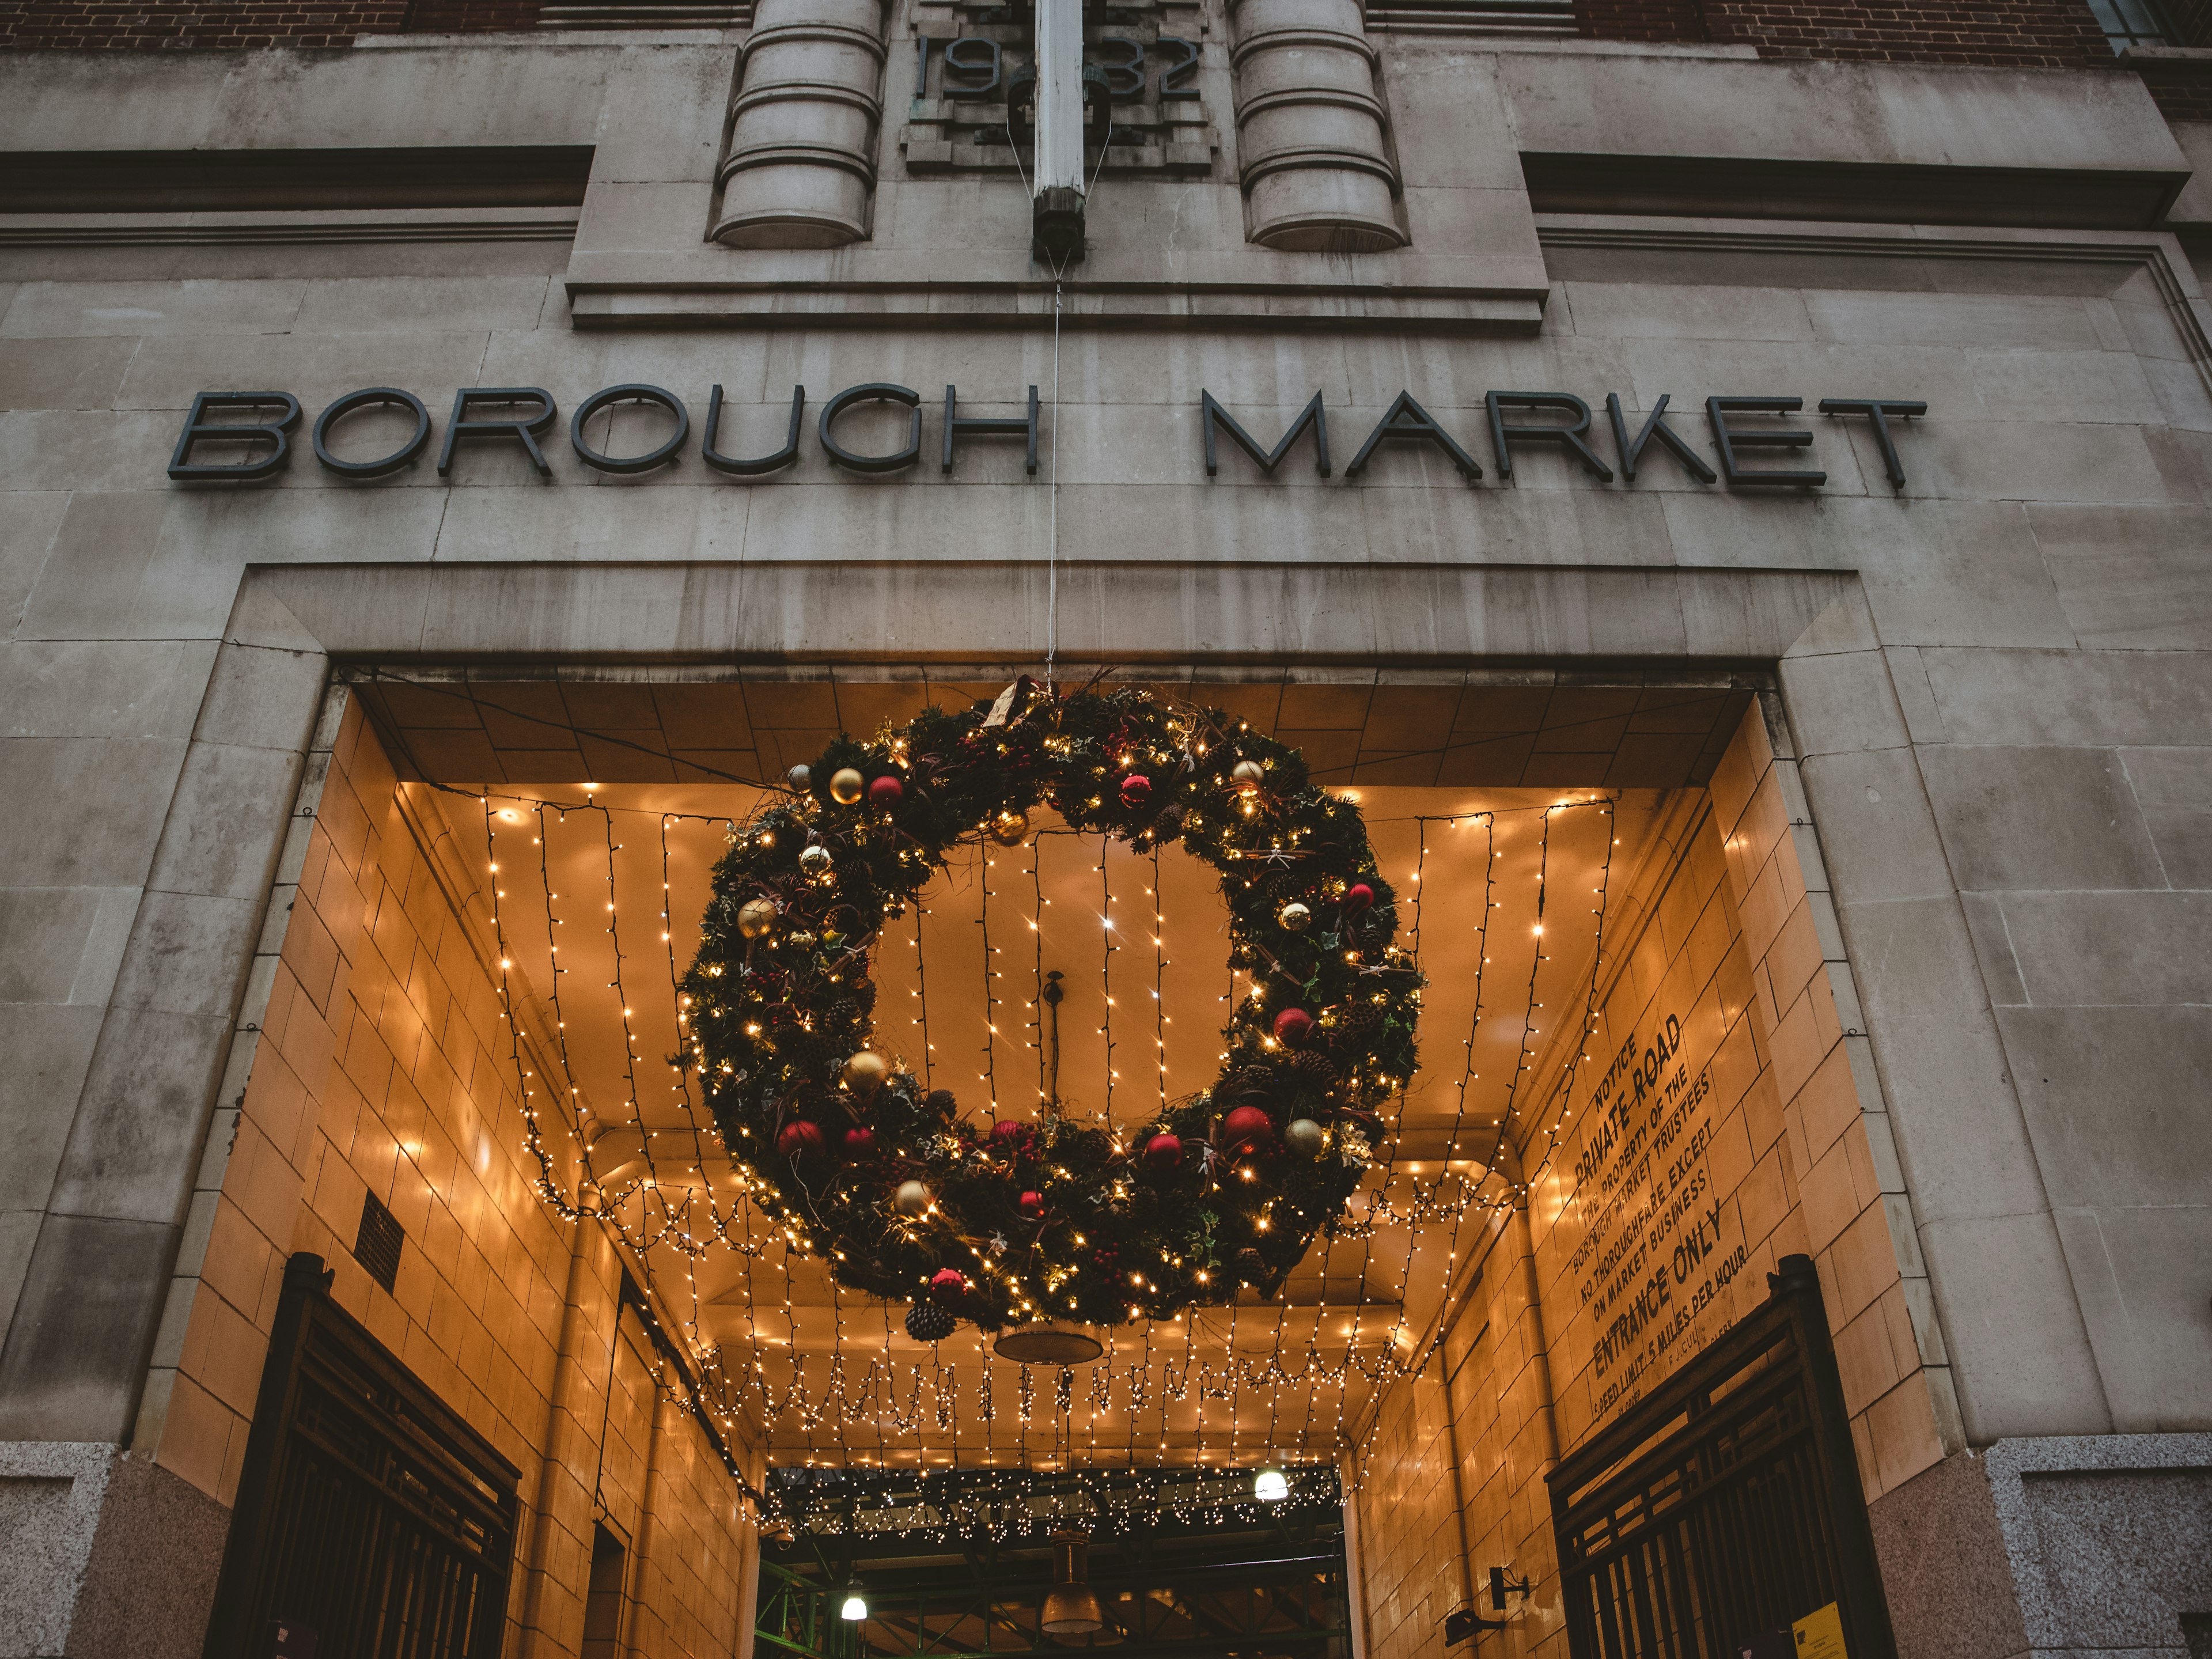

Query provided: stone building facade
[1,0,2210,1652]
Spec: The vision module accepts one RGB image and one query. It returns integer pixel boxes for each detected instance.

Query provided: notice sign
[1541,813,1772,1449]
[1794,1603,1849,1659]
[1740,1602,1849,1659]
[1565,1006,1753,1425]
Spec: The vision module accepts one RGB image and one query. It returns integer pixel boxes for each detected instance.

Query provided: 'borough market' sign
[166,382,1927,491]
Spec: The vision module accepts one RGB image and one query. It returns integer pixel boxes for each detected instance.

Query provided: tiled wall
[136,689,757,1656]
[1350,702,1952,1659]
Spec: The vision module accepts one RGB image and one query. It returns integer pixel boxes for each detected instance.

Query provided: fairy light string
[450,730,1620,1518]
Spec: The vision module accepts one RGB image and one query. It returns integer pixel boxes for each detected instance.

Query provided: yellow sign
[1793,1602,1847,1659]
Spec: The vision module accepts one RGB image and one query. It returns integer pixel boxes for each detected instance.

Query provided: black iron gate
[1547,1255,1896,1659]
[203,1252,521,1659]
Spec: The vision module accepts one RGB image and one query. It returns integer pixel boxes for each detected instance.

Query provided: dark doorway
[581,1523,630,1659]
[203,1253,521,1659]
[756,1466,1352,1659]
[1547,1256,1897,1659]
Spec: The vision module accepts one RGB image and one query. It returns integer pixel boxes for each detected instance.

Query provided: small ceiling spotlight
[1253,1468,1290,1503]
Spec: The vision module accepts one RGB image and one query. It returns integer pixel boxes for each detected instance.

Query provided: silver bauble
[1231,759,1267,789]
[1283,1118,1326,1157]
[1279,902,1312,933]
[787,763,812,791]
[798,844,833,876]
[893,1179,932,1217]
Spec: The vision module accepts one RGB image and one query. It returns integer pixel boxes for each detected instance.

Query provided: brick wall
[2133,55,2212,118]
[0,0,536,50]
[2155,0,2211,41]
[1578,0,2119,68]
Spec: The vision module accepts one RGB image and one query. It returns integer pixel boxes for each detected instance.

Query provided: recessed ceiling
[357,671,1752,790]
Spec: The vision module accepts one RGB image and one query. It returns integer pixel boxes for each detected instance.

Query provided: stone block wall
[1349,702,1951,1659]
[130,688,757,1657]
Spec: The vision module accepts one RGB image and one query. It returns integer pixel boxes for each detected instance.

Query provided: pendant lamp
[1041,1531,1105,1637]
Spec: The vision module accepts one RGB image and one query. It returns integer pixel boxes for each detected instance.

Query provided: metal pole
[1031,0,1086,259]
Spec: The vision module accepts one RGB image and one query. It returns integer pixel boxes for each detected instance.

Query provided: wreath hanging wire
[680,679,1423,1339]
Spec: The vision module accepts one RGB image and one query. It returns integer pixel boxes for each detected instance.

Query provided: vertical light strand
[1539,801,1620,1159]
[1410,811,1496,1224]
[980,847,1001,1113]
[594,800,672,1248]
[1487,805,1558,1183]
[912,896,935,1089]
[1151,845,1168,1116]
[531,802,599,1204]
[1099,835,1116,1127]
[1031,832,1048,1109]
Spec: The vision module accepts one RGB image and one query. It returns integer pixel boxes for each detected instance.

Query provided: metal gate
[203,1252,521,1659]
[1547,1255,1896,1659]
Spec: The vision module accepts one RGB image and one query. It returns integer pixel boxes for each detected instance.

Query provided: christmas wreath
[680,680,1421,1340]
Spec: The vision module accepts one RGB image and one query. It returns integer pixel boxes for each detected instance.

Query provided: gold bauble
[893,1179,932,1217]
[798,844,833,876]
[1231,759,1267,790]
[1283,1117,1325,1157]
[830,767,866,805]
[988,808,1029,847]
[737,897,780,939]
[843,1051,889,1093]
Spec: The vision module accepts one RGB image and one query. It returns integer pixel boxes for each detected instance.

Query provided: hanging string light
[441,717,1620,1510]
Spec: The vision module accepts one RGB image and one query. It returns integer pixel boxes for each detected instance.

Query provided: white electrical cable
[1047,278,1062,690]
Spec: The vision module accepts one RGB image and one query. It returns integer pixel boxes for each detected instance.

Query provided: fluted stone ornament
[1225,0,1403,252]
[714,0,891,247]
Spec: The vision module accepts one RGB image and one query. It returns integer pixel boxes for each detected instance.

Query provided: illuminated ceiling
[421,763,1668,1473]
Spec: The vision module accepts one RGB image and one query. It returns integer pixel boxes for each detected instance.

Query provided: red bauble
[869,774,904,805]
[929,1268,968,1304]
[843,1127,876,1157]
[1119,773,1152,808]
[991,1120,1027,1147]
[1222,1104,1274,1150]
[1343,882,1376,914]
[1018,1190,1045,1218]
[1143,1132,1183,1169]
[778,1120,825,1160]
[1273,1007,1315,1046]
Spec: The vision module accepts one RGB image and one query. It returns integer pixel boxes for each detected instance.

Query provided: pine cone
[1234,1248,1267,1281]
[1229,1065,1277,1101]
[1331,1002,1385,1041]
[906,1302,957,1343]
[1155,803,1188,838]
[1288,1050,1342,1089]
